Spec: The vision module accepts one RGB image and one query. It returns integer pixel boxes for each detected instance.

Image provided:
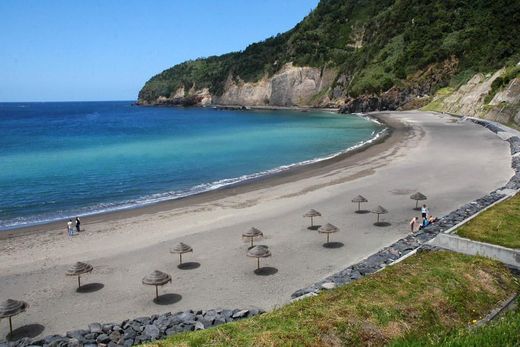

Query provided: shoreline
[0,112,397,239]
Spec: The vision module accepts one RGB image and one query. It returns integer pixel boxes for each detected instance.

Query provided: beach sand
[0,111,513,338]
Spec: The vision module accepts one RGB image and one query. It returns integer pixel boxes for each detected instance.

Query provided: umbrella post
[416,200,419,209]
[9,316,12,335]
[250,238,253,248]
[179,253,182,265]
[377,214,380,223]
[257,258,260,270]
[358,202,361,211]
[155,285,159,300]
[326,233,330,243]
[77,275,81,289]
[310,216,314,227]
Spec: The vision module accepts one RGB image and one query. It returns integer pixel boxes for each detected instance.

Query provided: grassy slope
[145,251,517,346]
[457,194,520,249]
[393,305,520,346]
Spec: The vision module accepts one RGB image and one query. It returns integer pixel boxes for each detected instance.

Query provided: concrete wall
[430,233,520,267]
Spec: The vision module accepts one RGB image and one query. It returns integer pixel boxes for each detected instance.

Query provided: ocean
[0,101,384,230]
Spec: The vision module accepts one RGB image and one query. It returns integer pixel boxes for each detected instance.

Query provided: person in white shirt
[67,219,73,236]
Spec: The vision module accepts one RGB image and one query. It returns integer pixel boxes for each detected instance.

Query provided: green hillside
[138,0,520,105]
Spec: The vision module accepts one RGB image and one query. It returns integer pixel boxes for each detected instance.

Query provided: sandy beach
[0,111,514,338]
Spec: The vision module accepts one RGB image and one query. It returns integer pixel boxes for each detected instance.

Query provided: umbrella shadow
[76,283,104,293]
[177,262,201,270]
[153,293,182,306]
[307,225,321,231]
[413,207,421,211]
[355,210,370,214]
[7,324,45,340]
[323,242,344,249]
[374,222,392,227]
[254,267,278,276]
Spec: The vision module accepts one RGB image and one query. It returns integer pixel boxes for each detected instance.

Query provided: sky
[0,0,320,102]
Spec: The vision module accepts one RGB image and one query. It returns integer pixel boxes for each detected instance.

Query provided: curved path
[0,111,513,337]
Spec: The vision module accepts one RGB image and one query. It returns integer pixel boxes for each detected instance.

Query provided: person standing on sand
[67,219,73,236]
[75,217,81,233]
[421,204,429,219]
[409,217,418,232]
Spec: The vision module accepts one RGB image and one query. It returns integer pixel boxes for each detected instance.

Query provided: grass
[145,251,517,346]
[392,302,520,346]
[421,87,454,112]
[457,193,520,249]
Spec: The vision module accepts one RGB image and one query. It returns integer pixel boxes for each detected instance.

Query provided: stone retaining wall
[2,308,264,347]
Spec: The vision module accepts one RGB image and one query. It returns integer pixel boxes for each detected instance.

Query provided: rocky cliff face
[424,66,520,126]
[145,63,337,108]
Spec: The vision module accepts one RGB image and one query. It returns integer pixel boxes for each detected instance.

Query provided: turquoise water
[0,101,384,230]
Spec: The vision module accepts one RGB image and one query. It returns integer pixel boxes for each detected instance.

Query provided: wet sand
[0,111,513,338]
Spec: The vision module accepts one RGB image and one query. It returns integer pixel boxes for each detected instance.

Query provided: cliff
[138,0,520,123]
[423,65,520,126]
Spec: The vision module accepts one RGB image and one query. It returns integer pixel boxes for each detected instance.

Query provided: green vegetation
[484,65,520,104]
[145,251,517,346]
[139,0,520,103]
[457,193,520,249]
[393,304,520,346]
[421,87,454,112]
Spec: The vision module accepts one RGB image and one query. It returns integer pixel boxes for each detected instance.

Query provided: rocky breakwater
[2,308,264,347]
[292,117,520,299]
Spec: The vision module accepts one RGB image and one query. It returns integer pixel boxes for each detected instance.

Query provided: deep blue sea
[0,101,384,230]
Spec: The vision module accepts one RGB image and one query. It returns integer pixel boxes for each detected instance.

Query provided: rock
[194,321,205,331]
[88,323,102,334]
[232,310,249,319]
[96,334,111,344]
[109,331,123,344]
[213,317,226,326]
[321,282,336,290]
[123,328,137,340]
[143,325,160,340]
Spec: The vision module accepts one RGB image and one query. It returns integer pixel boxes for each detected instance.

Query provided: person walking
[67,219,73,236]
[75,217,81,233]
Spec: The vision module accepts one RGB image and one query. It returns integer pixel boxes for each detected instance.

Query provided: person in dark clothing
[75,217,81,232]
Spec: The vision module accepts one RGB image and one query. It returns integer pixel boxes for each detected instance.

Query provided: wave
[0,118,387,231]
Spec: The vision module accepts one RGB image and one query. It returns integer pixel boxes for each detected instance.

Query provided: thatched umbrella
[170,242,193,265]
[303,209,321,227]
[318,223,339,243]
[242,227,263,248]
[142,270,172,300]
[372,205,388,223]
[0,299,28,336]
[246,245,271,270]
[352,195,368,212]
[65,262,93,289]
[410,192,427,209]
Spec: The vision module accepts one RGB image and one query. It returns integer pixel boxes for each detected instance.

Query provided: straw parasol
[65,262,93,289]
[410,192,427,209]
[318,223,339,243]
[242,227,263,248]
[303,209,321,227]
[352,195,368,212]
[372,205,388,223]
[170,242,193,265]
[142,270,172,300]
[246,245,271,270]
[0,299,28,336]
